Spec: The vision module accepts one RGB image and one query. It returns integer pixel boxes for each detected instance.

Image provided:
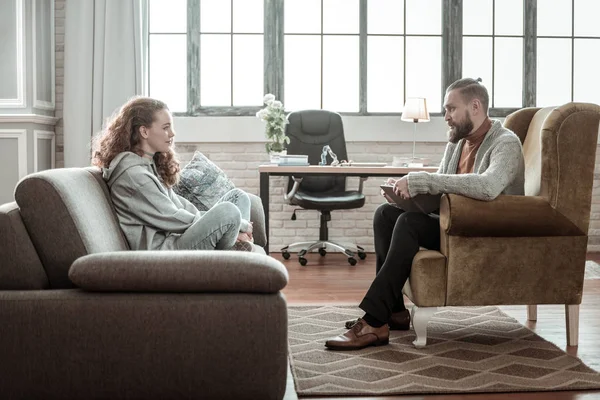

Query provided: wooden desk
[258,165,438,254]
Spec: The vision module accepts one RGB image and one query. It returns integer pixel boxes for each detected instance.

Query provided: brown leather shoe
[344,310,410,331]
[389,309,411,330]
[325,319,389,350]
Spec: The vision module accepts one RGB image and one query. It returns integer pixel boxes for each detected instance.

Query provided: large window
[147,0,600,116]
[463,0,523,108]
[148,0,187,112]
[148,0,444,115]
[368,0,442,113]
[536,0,600,106]
[284,0,360,112]
[196,0,264,107]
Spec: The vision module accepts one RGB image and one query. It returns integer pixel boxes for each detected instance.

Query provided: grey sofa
[0,167,289,400]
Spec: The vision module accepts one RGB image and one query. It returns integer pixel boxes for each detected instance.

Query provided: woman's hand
[237,232,253,243]
[237,221,254,242]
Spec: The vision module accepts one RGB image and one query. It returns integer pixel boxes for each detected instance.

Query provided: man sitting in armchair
[325,77,525,350]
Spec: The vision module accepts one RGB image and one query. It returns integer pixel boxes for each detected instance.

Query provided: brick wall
[53,0,600,253]
[175,142,446,253]
[175,143,600,254]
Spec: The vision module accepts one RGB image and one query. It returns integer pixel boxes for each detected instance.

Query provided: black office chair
[281,110,367,266]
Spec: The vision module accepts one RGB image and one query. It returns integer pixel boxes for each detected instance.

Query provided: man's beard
[448,113,474,143]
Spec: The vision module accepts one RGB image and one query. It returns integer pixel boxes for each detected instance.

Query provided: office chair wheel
[299,257,308,266]
[348,257,357,266]
[282,251,291,260]
[318,248,327,257]
[358,251,367,260]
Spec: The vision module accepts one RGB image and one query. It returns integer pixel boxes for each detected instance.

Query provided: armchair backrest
[504,102,600,233]
[285,110,348,193]
[14,167,129,288]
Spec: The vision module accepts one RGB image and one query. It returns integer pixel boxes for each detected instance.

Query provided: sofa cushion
[174,151,235,211]
[15,168,129,289]
[0,202,49,289]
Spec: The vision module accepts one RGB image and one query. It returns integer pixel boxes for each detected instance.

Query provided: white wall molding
[0,129,27,179]
[33,130,55,172]
[32,0,56,111]
[0,0,26,108]
[0,114,59,125]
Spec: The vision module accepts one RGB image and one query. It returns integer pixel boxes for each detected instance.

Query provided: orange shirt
[457,118,492,174]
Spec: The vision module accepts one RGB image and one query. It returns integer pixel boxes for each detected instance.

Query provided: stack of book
[278,154,309,166]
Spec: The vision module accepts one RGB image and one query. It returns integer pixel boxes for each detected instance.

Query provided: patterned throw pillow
[174,151,235,211]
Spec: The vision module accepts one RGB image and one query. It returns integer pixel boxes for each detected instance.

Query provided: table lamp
[401,97,430,167]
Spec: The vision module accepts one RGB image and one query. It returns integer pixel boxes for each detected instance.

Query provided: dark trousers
[359,203,441,323]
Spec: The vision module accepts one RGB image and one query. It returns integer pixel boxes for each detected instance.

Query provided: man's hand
[381,178,397,202]
[393,176,410,199]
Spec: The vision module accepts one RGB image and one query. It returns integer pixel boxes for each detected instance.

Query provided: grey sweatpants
[174,188,251,250]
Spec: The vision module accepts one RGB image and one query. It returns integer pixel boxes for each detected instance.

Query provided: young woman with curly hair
[92,96,253,251]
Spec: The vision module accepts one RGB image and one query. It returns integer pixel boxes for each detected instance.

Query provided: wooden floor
[280,252,600,400]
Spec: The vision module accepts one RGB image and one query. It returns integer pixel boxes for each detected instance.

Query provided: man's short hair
[446,77,489,113]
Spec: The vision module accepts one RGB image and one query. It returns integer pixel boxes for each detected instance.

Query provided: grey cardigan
[407,120,525,201]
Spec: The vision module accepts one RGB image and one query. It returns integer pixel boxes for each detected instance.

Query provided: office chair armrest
[284,176,366,203]
[358,177,367,194]
[284,176,303,204]
[440,194,584,237]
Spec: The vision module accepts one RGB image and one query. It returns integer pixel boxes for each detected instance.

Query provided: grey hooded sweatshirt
[103,152,202,250]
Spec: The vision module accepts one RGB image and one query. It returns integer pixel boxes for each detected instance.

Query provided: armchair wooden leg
[411,306,437,348]
[565,304,580,347]
[527,305,537,321]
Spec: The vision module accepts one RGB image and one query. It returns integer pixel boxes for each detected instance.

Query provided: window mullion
[265,0,284,101]
[443,0,462,110]
[187,0,201,112]
[523,0,536,107]
[571,0,574,102]
[359,0,367,113]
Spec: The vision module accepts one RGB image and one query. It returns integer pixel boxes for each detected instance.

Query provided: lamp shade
[401,97,430,122]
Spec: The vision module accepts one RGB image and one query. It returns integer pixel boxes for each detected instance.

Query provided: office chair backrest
[285,110,348,193]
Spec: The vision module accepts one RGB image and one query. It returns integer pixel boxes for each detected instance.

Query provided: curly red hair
[92,96,181,187]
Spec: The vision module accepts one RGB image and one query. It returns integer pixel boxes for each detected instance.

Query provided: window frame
[151,0,545,117]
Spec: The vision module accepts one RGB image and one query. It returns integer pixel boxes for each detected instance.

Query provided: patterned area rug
[288,305,600,396]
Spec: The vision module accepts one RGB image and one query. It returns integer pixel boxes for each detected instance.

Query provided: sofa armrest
[248,193,267,247]
[69,251,288,293]
[439,194,584,237]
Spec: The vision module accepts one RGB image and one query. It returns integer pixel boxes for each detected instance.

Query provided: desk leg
[260,172,270,255]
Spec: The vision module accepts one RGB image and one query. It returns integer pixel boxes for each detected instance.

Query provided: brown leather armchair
[403,102,600,347]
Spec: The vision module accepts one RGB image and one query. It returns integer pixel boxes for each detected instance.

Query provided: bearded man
[325,77,525,350]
